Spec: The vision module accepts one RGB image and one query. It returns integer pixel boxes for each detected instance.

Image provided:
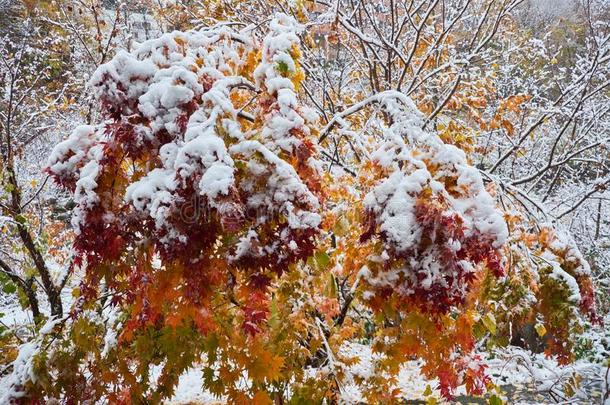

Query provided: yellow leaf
[426,397,438,405]
[535,323,547,337]
[174,36,186,46]
[314,251,331,271]
[325,272,337,298]
[333,216,350,237]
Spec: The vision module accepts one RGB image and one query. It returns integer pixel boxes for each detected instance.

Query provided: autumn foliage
[4,8,600,404]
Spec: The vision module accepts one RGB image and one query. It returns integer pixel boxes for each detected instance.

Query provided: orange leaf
[252,391,273,405]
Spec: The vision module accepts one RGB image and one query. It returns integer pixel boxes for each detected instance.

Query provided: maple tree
[1,0,608,403]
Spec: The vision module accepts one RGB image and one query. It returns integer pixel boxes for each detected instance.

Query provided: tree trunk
[7,166,63,318]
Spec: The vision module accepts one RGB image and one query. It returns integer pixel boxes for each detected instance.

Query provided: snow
[47,256,68,289]
[47,124,111,234]
[0,342,39,402]
[38,317,62,335]
[229,140,321,230]
[74,160,101,208]
[253,12,319,166]
[198,163,234,199]
[101,308,121,358]
[176,130,233,178]
[548,260,582,303]
[42,15,322,269]
[137,65,203,135]
[363,169,428,251]
[89,50,156,113]
[1,335,604,404]
[277,88,298,109]
[231,229,259,261]
[168,368,221,404]
[548,227,592,276]
[125,168,177,231]
[7,3,610,404]
[486,345,606,403]
[46,125,98,181]
[358,92,508,302]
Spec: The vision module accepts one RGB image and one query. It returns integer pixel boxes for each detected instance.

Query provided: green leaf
[3,282,17,294]
[314,251,330,271]
[276,60,291,75]
[482,313,497,335]
[205,333,219,364]
[488,394,503,405]
[269,297,281,330]
[325,272,337,298]
[14,214,27,225]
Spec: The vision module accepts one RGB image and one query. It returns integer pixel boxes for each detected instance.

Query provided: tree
[1,0,606,403]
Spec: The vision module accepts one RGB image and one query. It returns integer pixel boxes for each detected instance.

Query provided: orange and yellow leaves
[499,94,530,115]
[248,342,285,383]
[483,93,531,136]
[251,390,273,405]
[437,120,477,154]
[241,49,261,80]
